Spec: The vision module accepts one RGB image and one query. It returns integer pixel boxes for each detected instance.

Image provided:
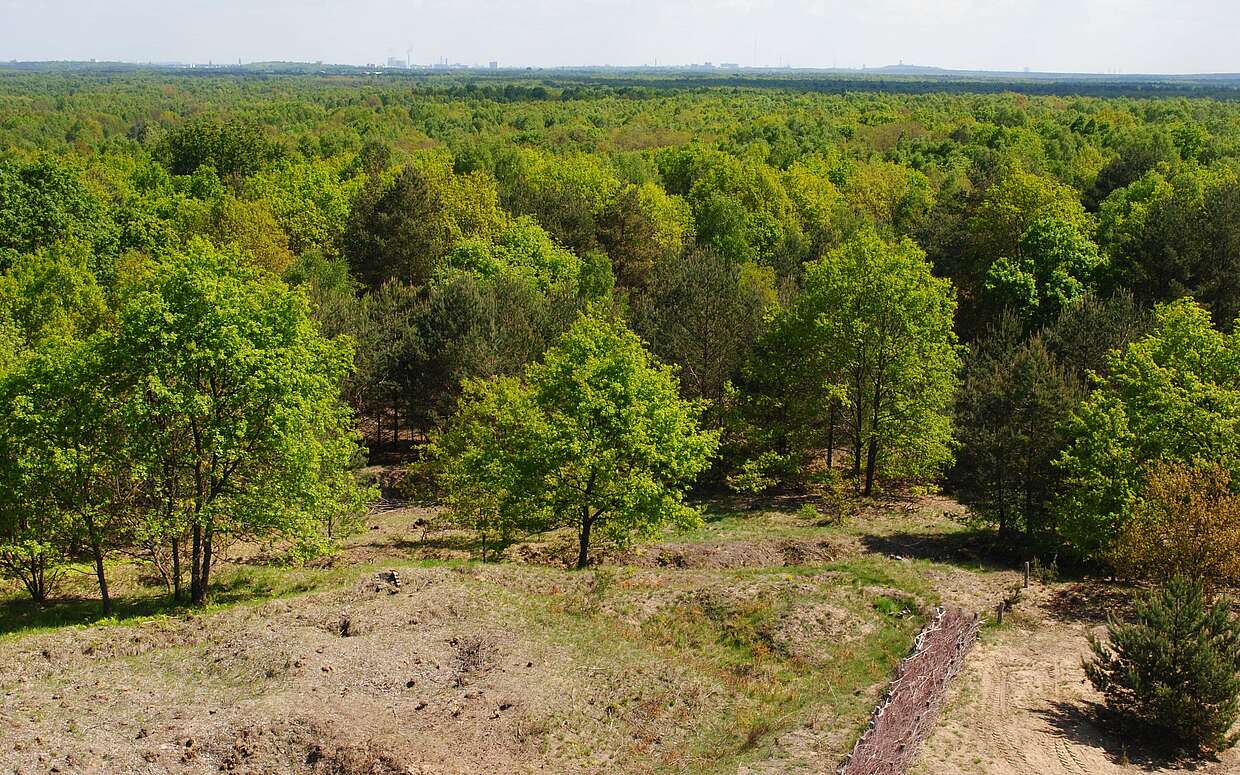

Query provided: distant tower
[406,47,412,68]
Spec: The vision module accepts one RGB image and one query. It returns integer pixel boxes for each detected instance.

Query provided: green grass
[497,556,930,773]
[0,495,995,773]
[0,558,458,639]
[663,507,826,544]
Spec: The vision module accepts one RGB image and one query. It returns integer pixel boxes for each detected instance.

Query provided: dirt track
[913,584,1240,775]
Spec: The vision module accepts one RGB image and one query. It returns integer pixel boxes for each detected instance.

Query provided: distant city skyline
[1,0,1237,75]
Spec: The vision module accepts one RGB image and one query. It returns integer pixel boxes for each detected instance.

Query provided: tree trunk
[994,457,1009,537]
[171,536,182,602]
[190,523,204,605]
[85,514,111,617]
[826,400,836,470]
[576,510,593,570]
[851,429,863,483]
[200,523,214,604]
[1023,445,1035,545]
[851,370,865,484]
[17,555,47,605]
[29,565,47,604]
[864,437,879,496]
[853,404,863,478]
[863,382,882,497]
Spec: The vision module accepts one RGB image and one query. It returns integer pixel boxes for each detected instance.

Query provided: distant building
[721,62,739,69]
[386,56,406,69]
[489,61,498,70]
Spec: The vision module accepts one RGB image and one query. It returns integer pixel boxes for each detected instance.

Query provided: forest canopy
[5,70,1240,607]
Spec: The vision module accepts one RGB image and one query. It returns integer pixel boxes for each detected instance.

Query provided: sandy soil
[6,492,1238,775]
[0,556,916,774]
[3,568,554,774]
[913,583,1240,775]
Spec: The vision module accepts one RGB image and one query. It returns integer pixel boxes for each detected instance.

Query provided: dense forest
[3,69,1240,621]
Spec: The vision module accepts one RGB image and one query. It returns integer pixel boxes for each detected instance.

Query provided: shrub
[726,451,788,495]
[1110,461,1240,591]
[1084,576,1240,753]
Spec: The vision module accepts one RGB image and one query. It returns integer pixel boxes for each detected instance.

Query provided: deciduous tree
[793,229,961,494]
[114,241,370,603]
[1111,461,1240,591]
[434,311,719,568]
[1057,298,1240,559]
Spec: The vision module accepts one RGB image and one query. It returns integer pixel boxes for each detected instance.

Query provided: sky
[1,0,1237,75]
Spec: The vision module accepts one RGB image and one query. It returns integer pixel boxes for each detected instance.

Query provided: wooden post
[996,601,1004,625]
[1024,561,1030,588]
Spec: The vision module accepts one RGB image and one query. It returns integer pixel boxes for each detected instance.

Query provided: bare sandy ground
[914,583,1240,775]
[5,494,1238,775]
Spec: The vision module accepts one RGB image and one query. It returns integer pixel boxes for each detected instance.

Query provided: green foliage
[1088,127,1179,207]
[841,158,934,237]
[434,311,719,568]
[1057,298,1240,559]
[0,244,108,351]
[971,166,1093,267]
[983,216,1105,328]
[156,117,276,180]
[12,70,1240,599]
[631,248,771,404]
[757,229,960,494]
[595,185,667,289]
[442,216,581,291]
[0,156,115,264]
[0,336,126,613]
[955,313,1081,544]
[247,158,366,255]
[1100,166,1240,328]
[501,149,622,254]
[0,240,372,610]
[1041,290,1155,382]
[343,158,507,287]
[1085,577,1240,754]
[726,450,791,495]
[113,241,372,600]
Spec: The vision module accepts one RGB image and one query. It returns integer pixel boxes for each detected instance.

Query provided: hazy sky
[1,0,1237,74]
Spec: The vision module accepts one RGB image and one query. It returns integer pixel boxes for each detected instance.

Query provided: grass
[663,506,827,544]
[0,557,460,639]
[1,493,1005,772]
[495,553,932,773]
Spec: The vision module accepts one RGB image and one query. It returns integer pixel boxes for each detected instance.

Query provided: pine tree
[1085,576,1240,753]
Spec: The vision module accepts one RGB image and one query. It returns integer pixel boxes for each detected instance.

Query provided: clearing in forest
[2,493,1233,774]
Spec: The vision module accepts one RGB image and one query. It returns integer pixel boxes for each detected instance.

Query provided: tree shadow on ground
[0,594,178,636]
[699,491,828,516]
[1036,700,1219,772]
[858,529,1015,572]
[0,566,320,636]
[1044,581,1135,624]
